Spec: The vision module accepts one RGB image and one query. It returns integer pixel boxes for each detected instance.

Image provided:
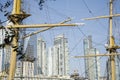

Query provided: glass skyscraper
[36,37,47,75]
[83,35,100,80]
[50,34,69,76]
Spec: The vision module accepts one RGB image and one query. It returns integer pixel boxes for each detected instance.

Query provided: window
[60,54,62,59]
[61,68,63,72]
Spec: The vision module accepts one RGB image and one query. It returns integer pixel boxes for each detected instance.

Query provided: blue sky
[24,0,109,76]
[1,0,120,77]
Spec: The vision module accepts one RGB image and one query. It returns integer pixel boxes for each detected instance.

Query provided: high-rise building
[14,61,22,80]
[83,36,92,79]
[25,35,37,75]
[14,27,26,80]
[23,61,34,80]
[47,47,53,76]
[26,35,37,58]
[83,35,100,80]
[0,50,2,72]
[0,28,10,73]
[1,30,12,74]
[18,35,37,79]
[3,21,14,74]
[36,37,47,75]
[20,35,37,79]
[0,29,4,72]
[50,34,69,76]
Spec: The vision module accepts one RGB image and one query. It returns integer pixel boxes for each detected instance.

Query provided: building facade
[0,29,2,72]
[0,29,4,72]
[23,61,34,80]
[14,61,22,80]
[36,37,47,75]
[0,28,11,73]
[83,35,100,80]
[50,34,69,76]
[47,47,53,76]
[22,35,36,80]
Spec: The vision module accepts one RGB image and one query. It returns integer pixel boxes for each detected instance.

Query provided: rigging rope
[79,52,108,78]
[82,0,108,34]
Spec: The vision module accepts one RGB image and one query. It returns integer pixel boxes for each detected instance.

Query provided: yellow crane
[5,0,83,80]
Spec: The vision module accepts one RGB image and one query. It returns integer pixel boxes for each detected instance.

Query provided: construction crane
[4,0,84,80]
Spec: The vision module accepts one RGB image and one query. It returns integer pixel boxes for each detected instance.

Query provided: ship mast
[8,0,22,79]
[109,0,116,79]
[75,0,120,80]
[7,0,82,80]
[8,0,30,79]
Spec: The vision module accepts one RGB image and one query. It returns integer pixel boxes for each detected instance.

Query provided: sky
[24,0,109,77]
[1,0,120,77]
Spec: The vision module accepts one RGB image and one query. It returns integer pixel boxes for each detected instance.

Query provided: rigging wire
[0,20,8,25]
[79,52,108,78]
[76,26,110,79]
[69,36,85,54]
[82,0,92,14]
[44,2,55,44]
[77,26,106,47]
[20,1,87,59]
[34,0,69,19]
[44,5,70,19]
[112,0,120,45]
[0,0,13,17]
[33,1,86,55]
[82,0,108,31]
[103,62,108,79]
